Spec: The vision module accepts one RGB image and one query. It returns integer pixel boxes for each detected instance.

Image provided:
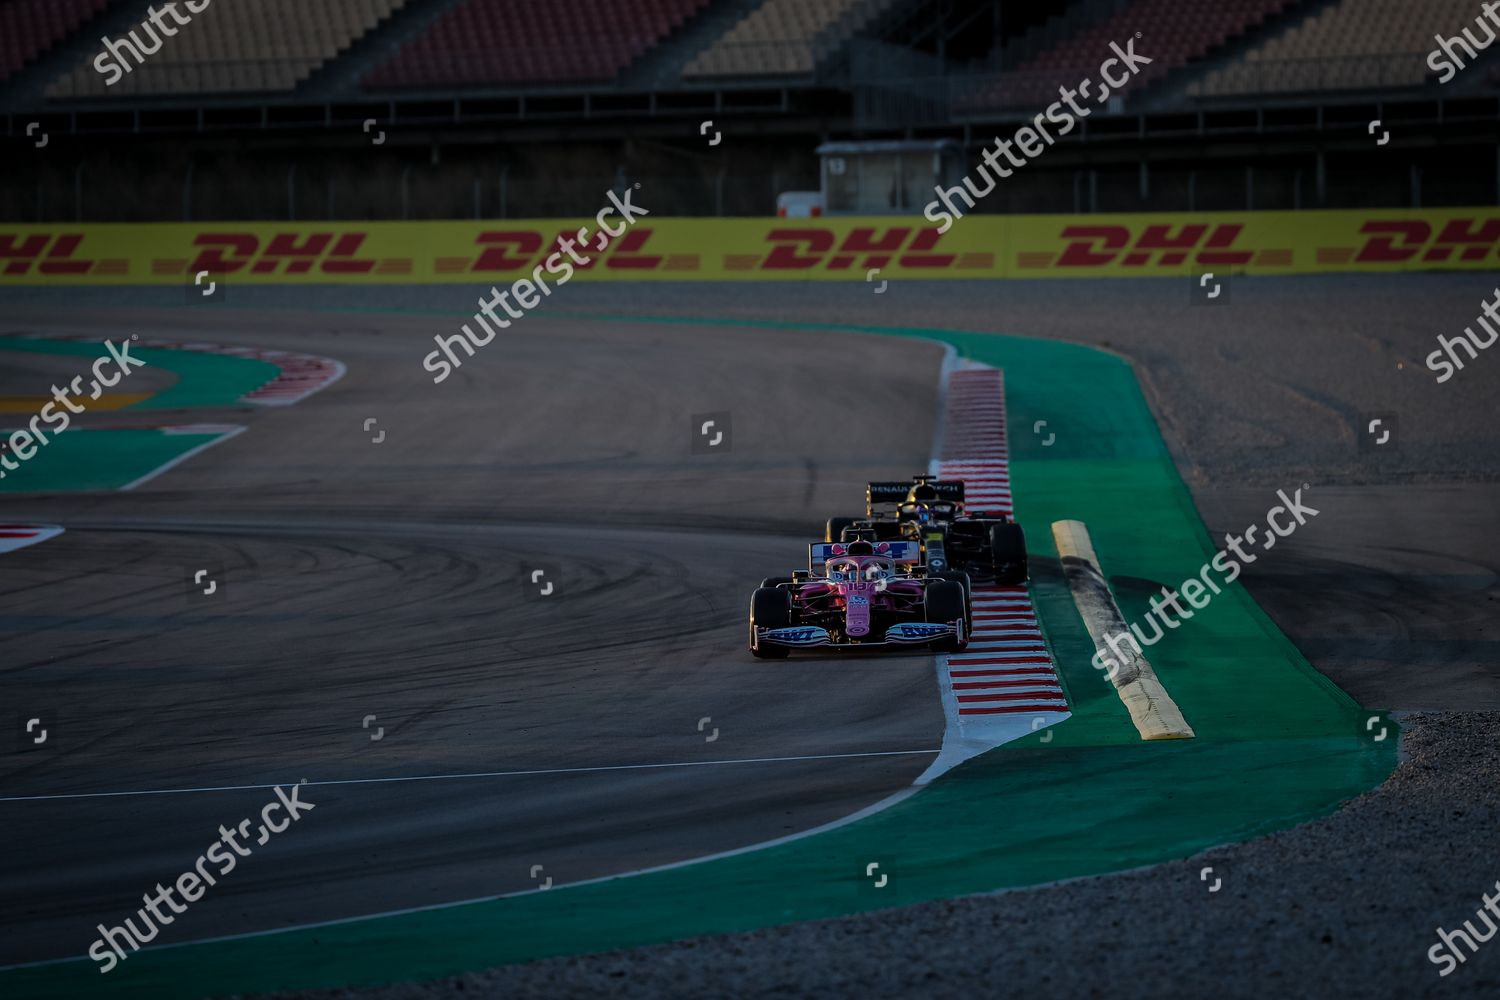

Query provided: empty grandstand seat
[46,0,409,98]
[967,0,1292,112]
[684,0,900,78]
[1189,0,1483,98]
[0,0,109,84]
[364,0,711,88]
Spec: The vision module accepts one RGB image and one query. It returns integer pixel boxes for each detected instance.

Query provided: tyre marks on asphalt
[919,365,1069,783]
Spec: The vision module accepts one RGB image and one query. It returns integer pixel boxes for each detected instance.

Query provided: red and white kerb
[936,366,1067,718]
[0,524,64,554]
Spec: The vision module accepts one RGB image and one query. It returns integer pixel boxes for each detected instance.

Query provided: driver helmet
[827,549,895,585]
[905,483,941,523]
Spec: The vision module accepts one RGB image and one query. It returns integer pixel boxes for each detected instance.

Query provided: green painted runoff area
[1,318,1395,999]
[0,336,274,493]
[0,428,229,493]
[0,336,278,411]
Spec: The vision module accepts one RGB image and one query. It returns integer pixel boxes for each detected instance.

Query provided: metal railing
[40,44,846,104]
[1182,53,1442,101]
[47,59,323,100]
[7,168,821,223]
[850,51,1484,127]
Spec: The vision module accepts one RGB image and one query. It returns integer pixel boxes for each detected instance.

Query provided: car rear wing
[866,478,964,515]
[808,540,922,573]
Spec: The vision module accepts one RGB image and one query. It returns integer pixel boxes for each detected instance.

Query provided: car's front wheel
[924,580,968,653]
[930,570,973,626]
[749,586,792,659]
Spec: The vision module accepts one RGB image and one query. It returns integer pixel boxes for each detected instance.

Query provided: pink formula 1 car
[749,539,969,658]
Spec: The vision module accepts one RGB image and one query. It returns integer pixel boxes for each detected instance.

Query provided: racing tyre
[750,586,792,659]
[931,570,973,626]
[924,580,968,653]
[825,517,858,543]
[760,577,794,589]
[989,522,1028,585]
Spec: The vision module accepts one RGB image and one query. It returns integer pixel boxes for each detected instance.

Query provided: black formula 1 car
[824,475,1028,585]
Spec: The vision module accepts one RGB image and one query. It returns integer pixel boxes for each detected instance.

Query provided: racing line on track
[919,364,1070,782]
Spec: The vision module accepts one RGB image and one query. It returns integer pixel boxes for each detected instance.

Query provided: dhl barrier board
[2,209,1499,284]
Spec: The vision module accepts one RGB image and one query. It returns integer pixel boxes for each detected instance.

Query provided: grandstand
[970,0,1297,110]
[46,0,409,97]
[0,0,109,84]
[683,0,901,78]
[1186,0,1491,97]
[1,0,1496,220]
[10,0,1493,105]
[365,0,714,87]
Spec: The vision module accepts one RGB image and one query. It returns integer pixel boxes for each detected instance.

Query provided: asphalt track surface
[1,275,1496,993]
[0,301,949,966]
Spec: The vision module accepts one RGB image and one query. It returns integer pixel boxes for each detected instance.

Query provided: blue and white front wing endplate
[756,620,964,649]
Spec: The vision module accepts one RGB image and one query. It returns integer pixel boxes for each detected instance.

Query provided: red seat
[364,0,712,87]
[0,0,109,83]
[965,0,1291,112]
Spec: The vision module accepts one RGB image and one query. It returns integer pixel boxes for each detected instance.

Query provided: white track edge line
[0,339,967,973]
[0,748,941,804]
[0,778,931,972]
[118,426,247,492]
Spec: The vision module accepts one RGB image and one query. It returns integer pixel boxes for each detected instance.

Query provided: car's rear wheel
[825,517,857,543]
[989,522,1028,585]
[750,586,792,659]
[924,580,968,652]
